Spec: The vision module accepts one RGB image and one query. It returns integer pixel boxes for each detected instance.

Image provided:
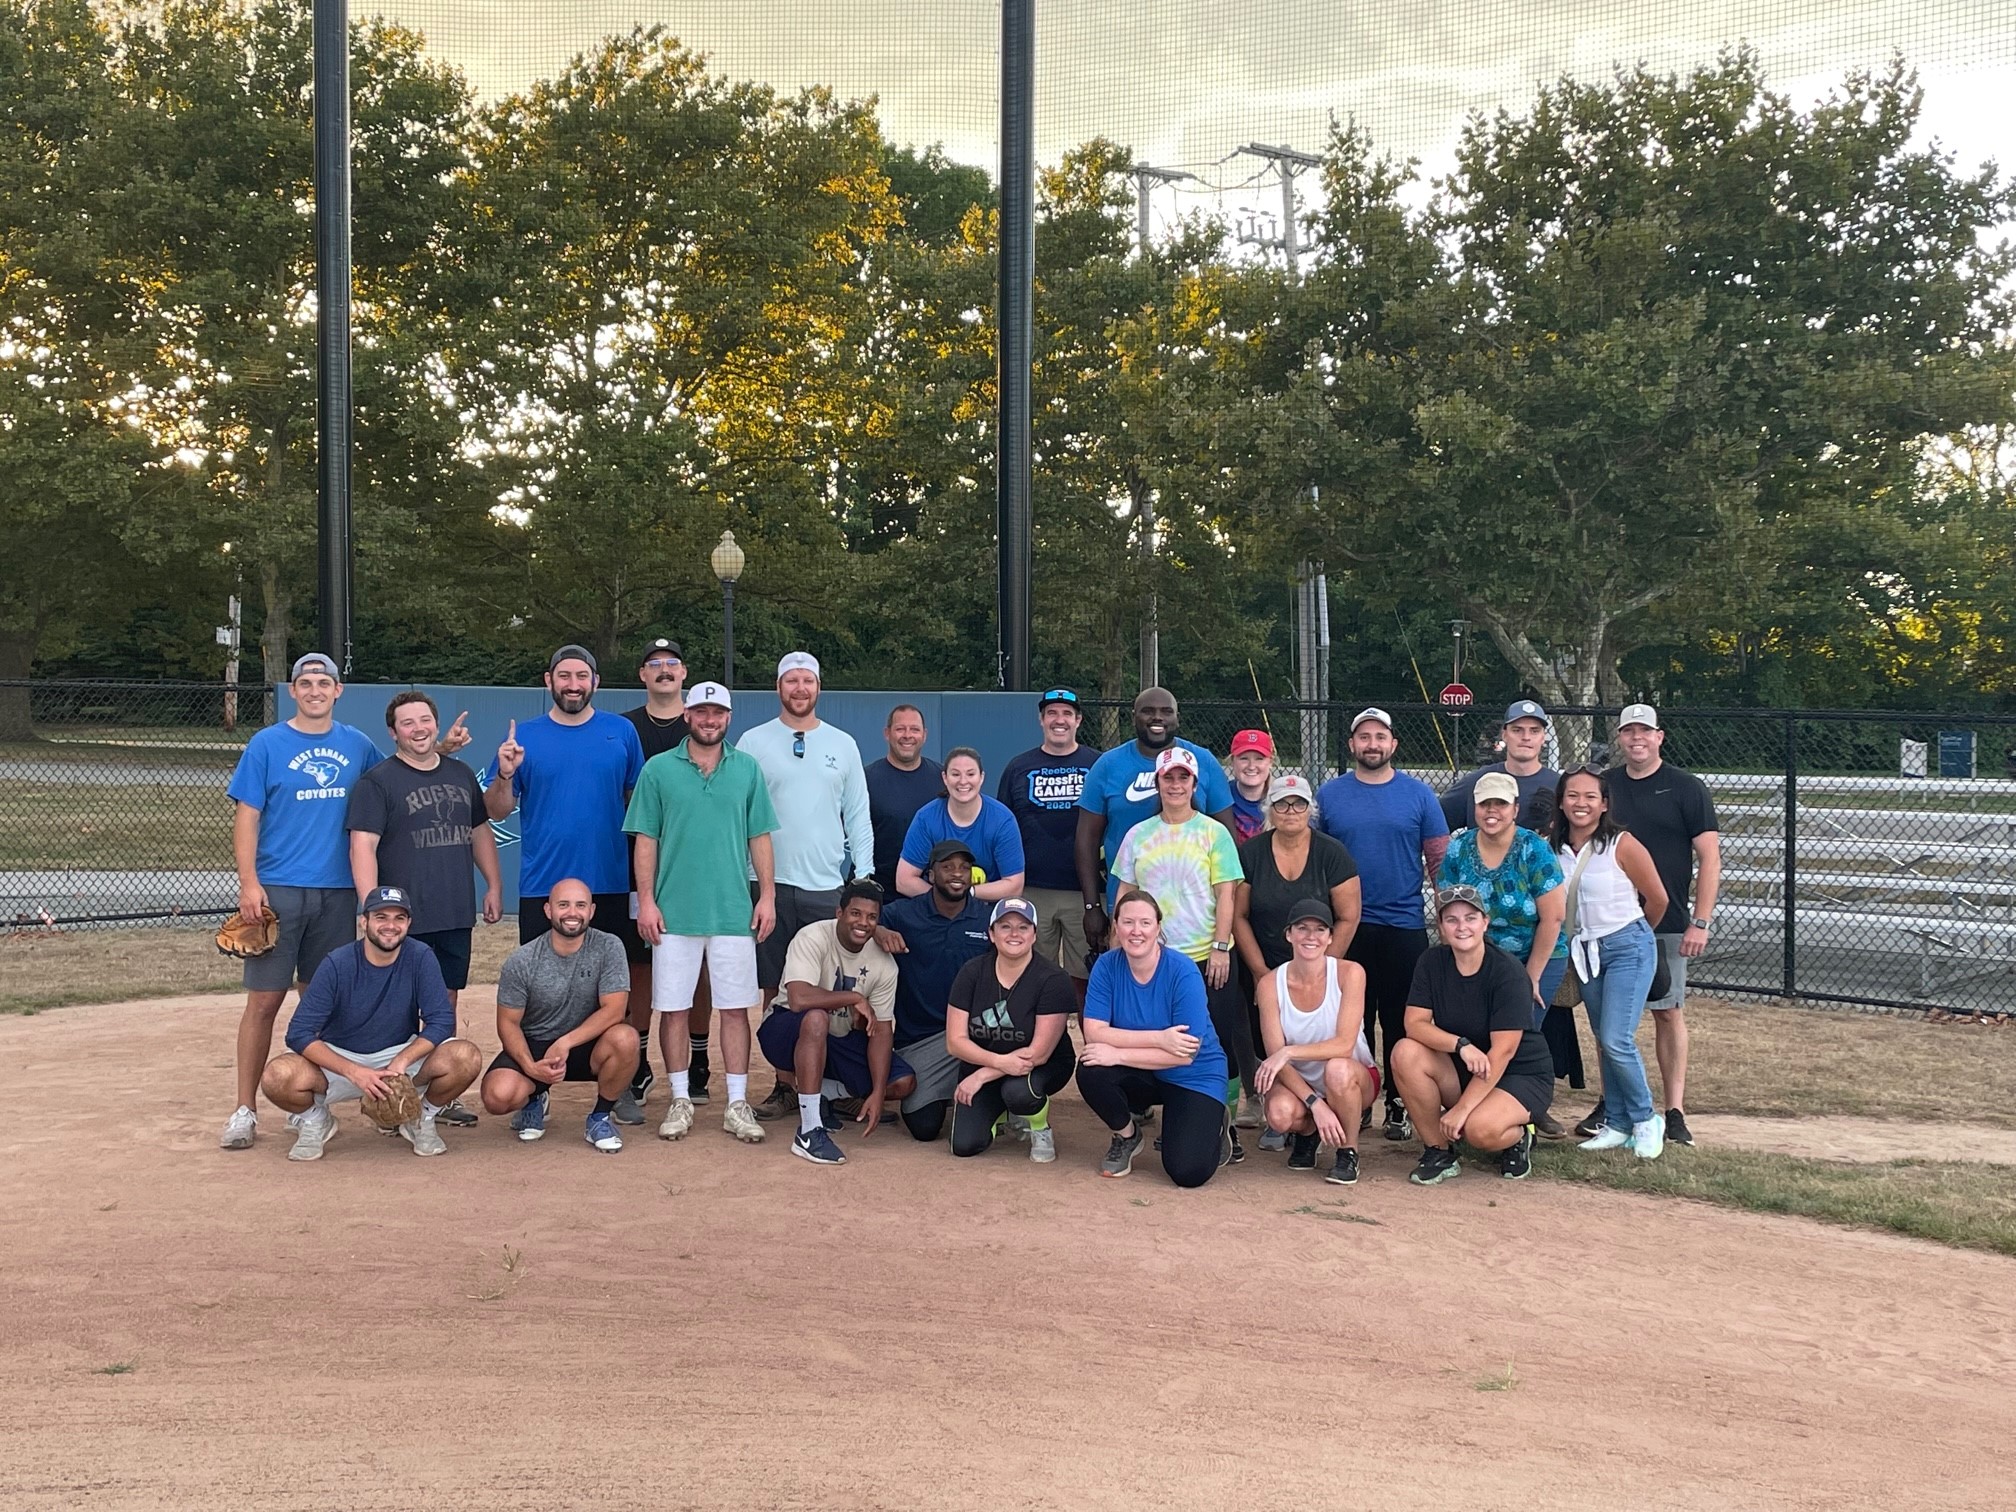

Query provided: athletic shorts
[1647,932,1688,1011]
[653,933,760,1012]
[244,885,355,993]
[1455,1062,1553,1122]
[757,1008,915,1100]
[520,892,642,960]
[410,928,473,991]
[486,1033,602,1085]
[755,884,842,988]
[1023,886,1091,979]
[319,1038,447,1103]
[891,1030,964,1112]
[1291,1058,1381,1103]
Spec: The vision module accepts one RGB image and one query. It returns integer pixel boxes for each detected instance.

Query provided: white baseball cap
[1351,707,1394,733]
[776,651,821,681]
[1617,703,1659,730]
[684,681,732,710]
[1154,745,1200,778]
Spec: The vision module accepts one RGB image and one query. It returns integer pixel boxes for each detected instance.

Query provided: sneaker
[1100,1128,1144,1178]
[1326,1147,1360,1186]
[723,1099,765,1144]
[1573,1104,1609,1139]
[1579,1125,1632,1152]
[1665,1108,1694,1146]
[585,1110,623,1154]
[399,1112,447,1157]
[1133,1105,1156,1129]
[658,1096,694,1141]
[1255,1127,1284,1153]
[1499,1123,1535,1180]
[630,1065,655,1104]
[1028,1127,1057,1163]
[688,1060,712,1105]
[436,1098,479,1128]
[219,1105,258,1150]
[1233,1098,1262,1130]
[1632,1114,1666,1161]
[1409,1146,1461,1186]
[829,1095,864,1121]
[1006,1113,1032,1142]
[1227,1125,1246,1165]
[1286,1132,1319,1170]
[1359,1104,1373,1133]
[1382,1104,1413,1143]
[817,1097,845,1132]
[792,1126,846,1165]
[286,1106,337,1162]
[512,1088,549,1142]
[1533,1110,1567,1141]
[612,1088,645,1126]
[752,1083,796,1121]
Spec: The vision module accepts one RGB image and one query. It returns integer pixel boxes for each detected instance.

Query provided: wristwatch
[1302,1091,1320,1111]
[1690,916,1713,932]
[1211,939,1233,953]
[1454,1035,1473,1055]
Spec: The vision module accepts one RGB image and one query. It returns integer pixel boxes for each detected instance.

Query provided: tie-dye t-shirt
[1435,826,1569,961]
[1111,814,1245,962]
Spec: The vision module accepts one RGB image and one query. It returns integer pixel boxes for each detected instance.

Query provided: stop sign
[1438,682,1474,708]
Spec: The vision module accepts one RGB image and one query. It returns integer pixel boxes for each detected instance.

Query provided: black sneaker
[751,1083,796,1122]
[1286,1132,1320,1170]
[1326,1147,1359,1186]
[1533,1110,1567,1141]
[1100,1129,1144,1178]
[1573,1104,1608,1139]
[1382,1104,1413,1142]
[1220,1124,1245,1167]
[630,1065,655,1103]
[1499,1124,1536,1180]
[688,1053,712,1104]
[817,1096,845,1132]
[436,1098,479,1128]
[1409,1146,1461,1185]
[1359,1104,1373,1133]
[1665,1107,1695,1146]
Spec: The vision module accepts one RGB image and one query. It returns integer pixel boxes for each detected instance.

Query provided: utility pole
[1129,164,1192,690]
[313,0,354,675]
[216,545,242,733]
[1237,143,1329,779]
[996,0,1034,689]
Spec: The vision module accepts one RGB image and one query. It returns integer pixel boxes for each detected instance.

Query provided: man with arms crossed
[479,879,639,1153]
[619,637,693,1117]
[996,688,1100,984]
[1440,700,1562,832]
[1592,702,1721,1147]
[1313,707,1450,1143]
[866,704,942,900]
[259,885,481,1161]
[626,681,777,1145]
[737,652,875,1002]
[348,689,501,1129]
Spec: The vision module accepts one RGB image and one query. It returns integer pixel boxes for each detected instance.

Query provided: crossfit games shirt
[228,720,385,889]
[995,743,1100,891]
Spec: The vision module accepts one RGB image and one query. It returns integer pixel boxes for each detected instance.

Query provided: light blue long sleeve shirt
[735,719,875,890]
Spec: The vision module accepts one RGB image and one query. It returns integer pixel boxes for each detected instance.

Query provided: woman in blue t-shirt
[895,747,1027,902]
[1076,890,1230,1187]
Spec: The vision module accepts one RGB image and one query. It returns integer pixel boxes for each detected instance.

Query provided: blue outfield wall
[280,683,1085,913]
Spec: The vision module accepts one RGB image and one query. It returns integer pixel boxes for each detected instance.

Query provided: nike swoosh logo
[1124,775,1158,802]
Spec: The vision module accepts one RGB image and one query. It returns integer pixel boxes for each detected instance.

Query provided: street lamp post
[710,530,745,687]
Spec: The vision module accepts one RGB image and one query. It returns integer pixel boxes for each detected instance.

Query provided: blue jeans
[1580,918,1657,1129]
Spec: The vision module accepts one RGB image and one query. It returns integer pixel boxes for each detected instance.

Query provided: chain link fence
[1088,700,2016,1020]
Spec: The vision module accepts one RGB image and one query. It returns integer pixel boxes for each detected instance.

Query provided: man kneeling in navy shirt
[259,886,481,1161]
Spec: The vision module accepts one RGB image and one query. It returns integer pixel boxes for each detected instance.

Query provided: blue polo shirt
[878,890,992,1047]
[482,710,645,896]
[1313,771,1448,928]
[1078,739,1234,902]
[1084,947,1228,1102]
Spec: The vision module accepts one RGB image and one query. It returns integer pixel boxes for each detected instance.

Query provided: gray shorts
[1648,933,1689,1012]
[244,886,355,993]
[319,1039,444,1103]
[894,1031,963,1112]
[1024,886,1091,979]
[755,884,842,990]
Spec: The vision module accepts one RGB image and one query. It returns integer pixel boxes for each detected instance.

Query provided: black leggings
[949,1041,1077,1157]
[1075,1063,1223,1189]
[1189,955,1256,1096]
[902,1102,950,1141]
[1346,923,1427,1107]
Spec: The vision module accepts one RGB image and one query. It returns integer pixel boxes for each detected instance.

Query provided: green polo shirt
[622,740,778,937]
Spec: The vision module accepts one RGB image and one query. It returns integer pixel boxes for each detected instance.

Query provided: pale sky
[378,1,2013,238]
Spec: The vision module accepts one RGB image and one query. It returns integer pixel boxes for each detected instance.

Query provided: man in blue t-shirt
[1075,687,1235,954]
[258,885,482,1162]
[482,643,646,954]
[996,687,1100,980]
[1312,707,1451,1142]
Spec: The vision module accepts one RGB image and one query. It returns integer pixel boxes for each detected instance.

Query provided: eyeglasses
[643,657,682,671]
[792,732,806,760]
[1270,798,1311,812]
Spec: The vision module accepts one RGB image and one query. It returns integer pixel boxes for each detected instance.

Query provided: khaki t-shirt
[770,919,898,1025]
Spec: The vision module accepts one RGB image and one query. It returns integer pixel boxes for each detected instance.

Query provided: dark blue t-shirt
[878,891,992,1046]
[1084,947,1229,1101]
[995,744,1100,891]
[899,797,1026,885]
[482,710,645,896]
[1078,739,1234,902]
[285,939,454,1056]
[1313,771,1448,928]
[866,756,943,896]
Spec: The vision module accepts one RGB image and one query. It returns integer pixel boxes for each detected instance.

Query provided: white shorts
[321,1039,442,1103]
[653,934,760,1013]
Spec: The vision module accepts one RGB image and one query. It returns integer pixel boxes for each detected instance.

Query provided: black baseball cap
[1286,897,1335,928]
[928,838,977,868]
[1038,687,1080,711]
[360,885,412,916]
[548,643,598,675]
[638,638,683,666]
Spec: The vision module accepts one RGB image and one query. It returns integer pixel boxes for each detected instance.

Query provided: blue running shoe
[512,1088,549,1142]
[585,1109,623,1153]
[792,1126,846,1165]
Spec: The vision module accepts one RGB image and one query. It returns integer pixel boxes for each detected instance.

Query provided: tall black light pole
[313,0,354,672]
[997,0,1034,689]
[711,531,745,686]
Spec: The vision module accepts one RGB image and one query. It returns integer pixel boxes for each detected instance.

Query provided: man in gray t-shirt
[478,881,640,1153]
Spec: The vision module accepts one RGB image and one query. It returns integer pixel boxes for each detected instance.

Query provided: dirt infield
[4,993,2013,1511]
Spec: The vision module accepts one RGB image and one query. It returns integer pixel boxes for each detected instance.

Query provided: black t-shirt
[1237,830,1359,971]
[995,744,1101,891]
[947,949,1075,1059]
[1406,943,1554,1084]
[866,756,944,895]
[1604,763,1718,933]
[1440,763,1561,833]
[623,706,689,761]
[345,756,487,934]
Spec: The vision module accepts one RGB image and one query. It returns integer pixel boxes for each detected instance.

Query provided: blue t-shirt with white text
[227,720,385,889]
[996,744,1100,891]
[1077,739,1234,902]
[482,710,645,896]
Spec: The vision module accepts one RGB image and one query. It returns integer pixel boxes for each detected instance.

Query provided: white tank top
[1268,959,1375,1067]
[1557,837,1642,940]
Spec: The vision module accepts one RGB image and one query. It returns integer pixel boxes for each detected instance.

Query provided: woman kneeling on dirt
[1075,890,1230,1187]
[1390,887,1557,1186]
[944,898,1078,1162]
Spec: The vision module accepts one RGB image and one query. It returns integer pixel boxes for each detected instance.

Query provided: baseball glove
[215,905,279,959]
[361,1072,422,1130]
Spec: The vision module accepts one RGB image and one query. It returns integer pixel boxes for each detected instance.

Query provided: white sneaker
[723,1098,766,1144]
[1579,1126,1632,1152]
[287,1106,338,1162]
[1631,1115,1666,1161]
[1027,1127,1056,1163]
[399,1113,447,1157]
[220,1105,258,1150]
[658,1097,695,1141]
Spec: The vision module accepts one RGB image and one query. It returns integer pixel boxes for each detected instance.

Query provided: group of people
[220,644,1720,1190]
